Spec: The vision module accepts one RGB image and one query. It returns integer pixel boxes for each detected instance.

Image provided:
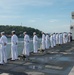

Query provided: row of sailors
[23,32,72,55]
[42,32,72,50]
[0,31,72,65]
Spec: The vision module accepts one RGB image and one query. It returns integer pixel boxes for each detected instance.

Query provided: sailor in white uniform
[65,33,68,43]
[59,33,63,45]
[50,34,54,48]
[63,32,66,44]
[22,32,30,56]
[45,34,50,49]
[68,32,71,42]
[33,32,38,53]
[56,33,59,45]
[52,33,56,47]
[0,32,7,64]
[41,32,46,50]
[11,31,18,60]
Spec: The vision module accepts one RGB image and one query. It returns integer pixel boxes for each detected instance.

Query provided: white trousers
[59,39,63,44]
[0,46,7,64]
[45,41,49,49]
[33,42,38,53]
[22,42,30,56]
[42,41,46,50]
[68,37,70,42]
[11,45,18,60]
[56,38,59,44]
[53,39,56,46]
[50,40,54,48]
[63,38,66,44]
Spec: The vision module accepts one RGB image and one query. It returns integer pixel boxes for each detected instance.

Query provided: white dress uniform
[33,35,38,53]
[56,33,59,44]
[45,34,50,49]
[52,33,56,47]
[50,35,54,48]
[11,34,18,60]
[59,33,63,45]
[65,33,68,43]
[63,33,66,44]
[0,35,7,64]
[42,34,46,50]
[68,33,71,42]
[22,34,30,56]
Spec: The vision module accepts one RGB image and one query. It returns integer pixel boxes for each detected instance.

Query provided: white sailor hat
[33,32,36,35]
[23,32,26,34]
[12,30,15,33]
[42,32,44,34]
[1,32,5,35]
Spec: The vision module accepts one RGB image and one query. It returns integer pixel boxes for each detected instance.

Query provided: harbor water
[6,38,41,59]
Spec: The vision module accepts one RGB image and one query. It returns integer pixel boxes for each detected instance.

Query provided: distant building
[70,12,74,40]
[72,12,74,19]
[70,25,74,40]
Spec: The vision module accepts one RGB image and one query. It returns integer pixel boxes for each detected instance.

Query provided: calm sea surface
[6,38,41,59]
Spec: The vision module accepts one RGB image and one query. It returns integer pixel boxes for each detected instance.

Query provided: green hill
[0,25,42,37]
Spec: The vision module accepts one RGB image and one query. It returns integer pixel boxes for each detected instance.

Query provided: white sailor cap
[42,32,44,34]
[23,32,26,34]
[1,32,5,35]
[12,30,15,33]
[33,32,36,35]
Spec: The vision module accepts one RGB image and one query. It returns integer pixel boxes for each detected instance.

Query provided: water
[6,38,41,59]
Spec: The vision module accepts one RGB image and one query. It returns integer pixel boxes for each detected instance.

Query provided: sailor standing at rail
[41,32,46,50]
[45,33,50,49]
[33,32,38,53]
[22,32,30,56]
[65,33,68,43]
[50,34,54,48]
[11,31,18,60]
[56,33,59,45]
[59,33,63,45]
[52,33,56,47]
[0,32,7,65]
[68,32,71,42]
[63,32,66,44]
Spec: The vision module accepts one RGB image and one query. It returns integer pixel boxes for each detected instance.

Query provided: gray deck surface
[0,41,74,75]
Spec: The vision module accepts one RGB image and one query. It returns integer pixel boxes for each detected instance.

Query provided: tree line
[0,25,42,37]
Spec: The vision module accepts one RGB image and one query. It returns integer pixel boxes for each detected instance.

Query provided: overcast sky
[0,0,74,33]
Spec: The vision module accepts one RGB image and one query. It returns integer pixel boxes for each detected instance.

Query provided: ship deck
[0,42,74,75]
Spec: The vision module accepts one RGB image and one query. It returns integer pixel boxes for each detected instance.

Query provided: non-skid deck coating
[0,42,74,75]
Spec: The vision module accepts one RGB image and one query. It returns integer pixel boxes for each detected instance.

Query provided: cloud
[15,0,53,6]
[0,0,54,16]
[0,15,22,19]
[29,20,36,23]
[63,0,74,4]
[48,19,58,23]
[54,0,74,5]
[0,0,53,9]
[0,0,73,11]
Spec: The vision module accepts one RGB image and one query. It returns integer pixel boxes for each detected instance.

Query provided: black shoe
[0,64,3,65]
[42,50,45,52]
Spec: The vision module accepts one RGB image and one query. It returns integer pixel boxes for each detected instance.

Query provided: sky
[0,0,74,33]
